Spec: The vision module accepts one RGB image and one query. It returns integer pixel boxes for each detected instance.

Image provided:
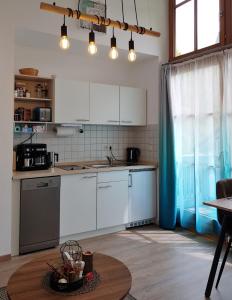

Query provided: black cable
[105,0,107,18]
[78,0,80,12]
[121,0,125,23]
[134,0,139,26]
[14,132,36,149]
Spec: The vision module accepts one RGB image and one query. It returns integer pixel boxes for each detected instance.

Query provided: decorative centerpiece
[45,240,98,294]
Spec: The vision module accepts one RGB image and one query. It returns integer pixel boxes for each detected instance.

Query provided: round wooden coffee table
[7,252,132,300]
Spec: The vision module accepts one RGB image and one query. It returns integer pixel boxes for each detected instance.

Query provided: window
[169,0,227,60]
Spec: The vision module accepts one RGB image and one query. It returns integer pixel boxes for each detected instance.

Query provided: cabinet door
[60,174,97,237]
[129,171,156,222]
[90,83,120,125]
[97,181,128,229]
[120,86,147,126]
[55,78,90,123]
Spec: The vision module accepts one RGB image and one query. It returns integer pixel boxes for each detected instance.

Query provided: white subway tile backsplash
[14,124,159,163]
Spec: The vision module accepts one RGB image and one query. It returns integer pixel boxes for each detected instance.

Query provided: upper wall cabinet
[55,78,90,124]
[90,83,120,125]
[120,86,147,126]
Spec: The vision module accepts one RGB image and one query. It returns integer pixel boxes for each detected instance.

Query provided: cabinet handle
[75,119,89,122]
[82,175,97,179]
[107,120,119,123]
[121,120,133,124]
[128,174,133,187]
[98,185,112,189]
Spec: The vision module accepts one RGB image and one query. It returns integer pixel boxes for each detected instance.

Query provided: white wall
[12,0,168,62]
[0,2,14,256]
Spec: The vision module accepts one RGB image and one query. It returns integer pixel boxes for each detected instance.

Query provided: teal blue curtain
[169,56,222,234]
[159,65,177,229]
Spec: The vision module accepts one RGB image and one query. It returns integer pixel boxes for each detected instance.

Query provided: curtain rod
[164,43,232,66]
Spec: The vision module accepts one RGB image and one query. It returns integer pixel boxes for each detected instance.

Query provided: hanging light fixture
[59,15,70,50]
[109,28,119,60]
[128,32,136,62]
[88,26,97,55]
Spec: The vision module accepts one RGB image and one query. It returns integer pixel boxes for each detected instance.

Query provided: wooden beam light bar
[40,2,161,38]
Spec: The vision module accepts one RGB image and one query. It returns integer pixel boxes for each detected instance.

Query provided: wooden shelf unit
[14,74,55,123]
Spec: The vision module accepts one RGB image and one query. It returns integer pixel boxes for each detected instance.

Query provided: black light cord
[121,0,125,23]
[78,0,80,12]
[105,0,107,18]
[134,0,139,26]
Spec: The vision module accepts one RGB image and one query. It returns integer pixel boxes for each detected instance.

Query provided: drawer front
[97,170,129,183]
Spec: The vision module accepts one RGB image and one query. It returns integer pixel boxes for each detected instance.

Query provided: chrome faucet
[106,155,113,166]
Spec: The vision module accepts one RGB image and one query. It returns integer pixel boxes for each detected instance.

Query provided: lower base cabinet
[128,170,156,223]
[97,171,129,229]
[60,174,97,237]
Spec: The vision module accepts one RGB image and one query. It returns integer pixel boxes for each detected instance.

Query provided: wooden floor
[1,226,232,300]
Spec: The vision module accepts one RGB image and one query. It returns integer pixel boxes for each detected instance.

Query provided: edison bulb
[88,42,98,55]
[128,49,136,62]
[59,36,70,50]
[109,47,119,60]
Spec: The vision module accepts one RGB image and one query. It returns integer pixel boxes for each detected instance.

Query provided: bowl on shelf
[19,68,39,76]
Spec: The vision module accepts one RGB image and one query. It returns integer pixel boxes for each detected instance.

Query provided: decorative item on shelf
[19,68,39,76]
[45,240,100,294]
[35,83,43,98]
[40,1,161,61]
[25,90,31,98]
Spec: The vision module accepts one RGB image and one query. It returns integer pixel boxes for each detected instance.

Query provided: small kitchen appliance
[33,107,51,122]
[16,143,51,171]
[127,147,140,164]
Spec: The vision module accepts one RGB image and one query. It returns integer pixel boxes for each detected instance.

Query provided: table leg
[205,216,227,298]
[215,237,232,289]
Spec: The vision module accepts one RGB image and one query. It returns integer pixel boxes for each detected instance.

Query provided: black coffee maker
[127,147,140,164]
[16,143,51,171]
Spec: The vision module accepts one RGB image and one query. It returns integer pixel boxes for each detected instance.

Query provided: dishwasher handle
[36,182,49,188]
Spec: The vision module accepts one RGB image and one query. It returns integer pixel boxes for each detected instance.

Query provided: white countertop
[12,160,158,180]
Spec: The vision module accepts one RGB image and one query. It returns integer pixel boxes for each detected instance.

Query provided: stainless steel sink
[88,164,110,168]
[57,165,87,171]
[88,163,128,168]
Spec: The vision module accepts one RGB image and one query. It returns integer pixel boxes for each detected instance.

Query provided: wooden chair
[215,179,232,288]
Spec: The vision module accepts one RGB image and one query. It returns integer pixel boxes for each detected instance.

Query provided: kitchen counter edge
[12,161,158,180]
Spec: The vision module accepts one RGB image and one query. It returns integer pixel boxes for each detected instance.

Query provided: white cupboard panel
[97,181,128,229]
[129,170,156,222]
[90,83,120,125]
[55,78,90,123]
[120,86,147,126]
[60,174,97,237]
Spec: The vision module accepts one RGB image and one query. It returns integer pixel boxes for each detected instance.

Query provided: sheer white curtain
[169,54,222,233]
[222,50,232,178]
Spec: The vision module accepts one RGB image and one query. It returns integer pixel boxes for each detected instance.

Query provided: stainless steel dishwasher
[20,176,60,254]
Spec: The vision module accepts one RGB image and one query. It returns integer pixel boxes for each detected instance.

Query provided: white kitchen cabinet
[120,86,147,126]
[97,171,129,229]
[90,83,120,125]
[128,170,156,223]
[60,173,97,237]
[55,78,90,123]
